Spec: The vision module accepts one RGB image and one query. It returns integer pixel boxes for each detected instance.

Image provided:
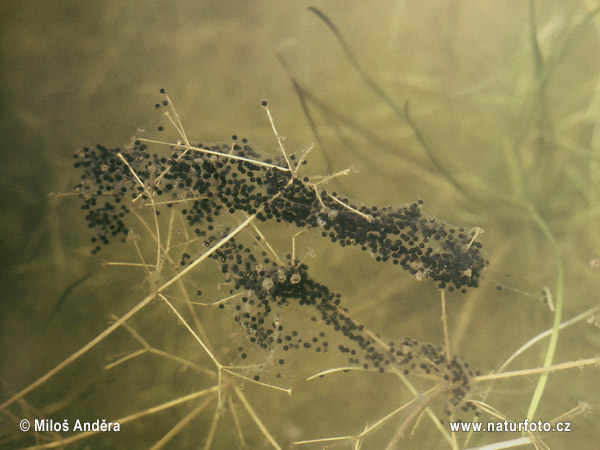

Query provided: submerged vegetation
[2,1,600,449]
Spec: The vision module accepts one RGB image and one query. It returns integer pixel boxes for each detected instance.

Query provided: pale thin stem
[383,383,448,450]
[126,228,147,264]
[222,367,292,395]
[294,435,354,445]
[104,348,148,370]
[163,92,190,147]
[295,386,442,448]
[392,371,454,446]
[464,437,533,450]
[495,283,544,300]
[104,317,215,376]
[291,231,298,262]
[542,286,555,312]
[313,185,327,210]
[465,227,484,250]
[148,196,208,206]
[178,210,192,245]
[118,152,162,271]
[158,293,228,408]
[295,143,314,169]
[20,386,219,449]
[148,348,216,377]
[127,207,169,262]
[306,365,439,383]
[113,314,148,345]
[227,395,248,449]
[409,409,426,439]
[136,138,290,172]
[158,294,221,368]
[217,368,223,407]
[188,292,243,307]
[48,191,82,199]
[177,276,214,364]
[0,291,157,412]
[119,386,219,425]
[117,152,146,190]
[234,385,282,450]
[312,167,355,186]
[498,304,600,372]
[451,424,459,450]
[165,207,176,256]
[474,357,600,382]
[225,364,274,371]
[202,406,221,450]
[249,221,284,266]
[306,366,369,381]
[263,103,293,173]
[150,397,214,450]
[460,302,598,447]
[307,302,451,446]
[0,213,257,413]
[361,393,423,438]
[163,112,187,144]
[468,400,511,422]
[440,289,451,362]
[159,211,260,293]
[550,401,591,424]
[104,262,157,269]
[327,194,373,222]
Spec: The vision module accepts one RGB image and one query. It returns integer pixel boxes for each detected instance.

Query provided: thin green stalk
[524,204,564,422]
[308,6,477,202]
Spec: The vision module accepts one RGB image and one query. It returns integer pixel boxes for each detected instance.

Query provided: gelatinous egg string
[207,236,480,415]
[74,137,487,292]
[72,94,489,419]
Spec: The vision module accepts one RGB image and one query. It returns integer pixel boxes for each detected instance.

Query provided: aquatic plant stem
[22,388,219,449]
[441,289,451,362]
[523,204,564,422]
[474,357,600,382]
[234,385,282,450]
[308,6,476,201]
[0,291,156,413]
[0,212,260,413]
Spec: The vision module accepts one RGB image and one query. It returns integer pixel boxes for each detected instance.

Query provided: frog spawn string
[74,135,487,292]
[209,237,480,416]
[73,97,489,418]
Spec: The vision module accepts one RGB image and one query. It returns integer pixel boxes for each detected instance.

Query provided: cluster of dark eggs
[73,103,488,413]
[74,134,487,291]
[209,237,479,413]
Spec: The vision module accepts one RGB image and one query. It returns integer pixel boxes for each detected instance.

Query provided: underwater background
[1,1,600,448]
